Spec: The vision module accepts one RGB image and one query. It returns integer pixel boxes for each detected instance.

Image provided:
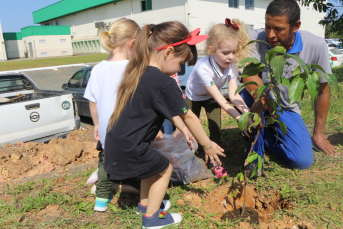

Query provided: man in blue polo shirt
[241,0,337,174]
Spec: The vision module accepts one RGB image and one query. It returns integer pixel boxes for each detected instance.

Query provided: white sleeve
[197,68,215,87]
[83,70,97,103]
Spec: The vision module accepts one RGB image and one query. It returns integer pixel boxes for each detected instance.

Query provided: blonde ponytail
[100,18,140,53]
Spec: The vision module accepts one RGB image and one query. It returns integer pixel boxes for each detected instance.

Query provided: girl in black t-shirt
[105,21,226,228]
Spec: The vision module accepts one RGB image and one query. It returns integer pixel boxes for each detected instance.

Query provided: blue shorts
[240,89,313,169]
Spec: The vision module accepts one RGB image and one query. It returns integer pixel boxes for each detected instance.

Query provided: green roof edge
[3,32,22,41]
[33,0,123,24]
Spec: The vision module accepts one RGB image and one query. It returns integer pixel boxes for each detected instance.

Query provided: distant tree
[297,0,343,41]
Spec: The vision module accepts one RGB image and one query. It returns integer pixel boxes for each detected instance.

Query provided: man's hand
[313,83,339,156]
[93,125,100,141]
[312,133,338,156]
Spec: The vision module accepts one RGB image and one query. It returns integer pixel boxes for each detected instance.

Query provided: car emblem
[62,101,71,110]
[30,112,40,122]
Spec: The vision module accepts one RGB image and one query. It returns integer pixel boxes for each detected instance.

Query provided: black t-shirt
[104,66,189,180]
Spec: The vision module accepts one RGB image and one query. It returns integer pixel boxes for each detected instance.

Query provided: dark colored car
[62,66,93,117]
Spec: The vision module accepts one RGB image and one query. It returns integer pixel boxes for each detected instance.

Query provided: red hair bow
[157,28,208,51]
[225,18,239,30]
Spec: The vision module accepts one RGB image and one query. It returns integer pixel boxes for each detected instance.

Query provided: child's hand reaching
[204,141,226,165]
[180,127,198,151]
[94,125,100,141]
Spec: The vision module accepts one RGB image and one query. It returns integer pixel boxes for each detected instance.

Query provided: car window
[82,70,92,88]
[337,43,342,49]
[178,64,186,76]
[0,76,33,92]
[330,48,341,55]
[68,71,84,88]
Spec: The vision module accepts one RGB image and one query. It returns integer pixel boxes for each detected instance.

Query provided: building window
[51,21,56,25]
[56,20,61,25]
[41,52,48,57]
[61,51,68,55]
[229,0,239,8]
[245,24,254,34]
[141,0,152,11]
[60,39,66,43]
[39,40,46,44]
[245,0,254,10]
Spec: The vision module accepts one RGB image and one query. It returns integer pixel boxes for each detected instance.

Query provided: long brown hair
[100,18,140,53]
[108,21,197,129]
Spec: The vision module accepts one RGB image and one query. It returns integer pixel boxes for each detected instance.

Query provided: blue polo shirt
[250,29,331,115]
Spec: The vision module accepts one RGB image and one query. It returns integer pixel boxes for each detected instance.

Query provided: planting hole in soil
[221,207,259,224]
[199,184,292,223]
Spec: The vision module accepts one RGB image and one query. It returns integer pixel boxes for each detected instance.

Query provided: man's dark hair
[266,0,300,28]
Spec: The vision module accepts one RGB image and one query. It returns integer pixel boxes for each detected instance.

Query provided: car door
[67,70,84,114]
[79,69,92,117]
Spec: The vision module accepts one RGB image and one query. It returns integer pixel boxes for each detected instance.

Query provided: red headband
[225,18,239,30]
[157,28,208,51]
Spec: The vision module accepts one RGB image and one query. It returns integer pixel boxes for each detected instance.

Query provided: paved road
[23,64,97,90]
[21,63,98,128]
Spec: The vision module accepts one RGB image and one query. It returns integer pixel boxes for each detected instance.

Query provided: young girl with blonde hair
[185,19,252,139]
[84,18,141,212]
[104,21,226,228]
[185,18,252,177]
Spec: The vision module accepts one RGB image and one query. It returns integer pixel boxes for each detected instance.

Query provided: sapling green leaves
[235,81,259,95]
[328,73,339,92]
[236,40,339,215]
[236,173,244,182]
[280,77,290,87]
[241,62,266,78]
[256,83,268,99]
[285,54,310,74]
[238,57,261,68]
[288,76,305,104]
[238,112,253,131]
[243,40,270,50]
[270,56,286,82]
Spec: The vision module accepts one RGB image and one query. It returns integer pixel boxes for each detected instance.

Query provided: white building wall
[0,21,7,61]
[41,0,326,54]
[22,35,73,58]
[5,40,25,59]
[188,0,326,51]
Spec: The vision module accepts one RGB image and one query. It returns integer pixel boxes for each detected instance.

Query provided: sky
[0,0,60,33]
[0,0,342,33]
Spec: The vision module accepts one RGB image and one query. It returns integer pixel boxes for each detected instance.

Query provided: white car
[328,47,343,68]
[331,38,341,45]
[0,73,80,146]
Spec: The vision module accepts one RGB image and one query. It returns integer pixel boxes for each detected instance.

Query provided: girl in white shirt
[186,18,251,145]
[84,18,141,212]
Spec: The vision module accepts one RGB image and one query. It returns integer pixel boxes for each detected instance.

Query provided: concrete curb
[0,63,90,74]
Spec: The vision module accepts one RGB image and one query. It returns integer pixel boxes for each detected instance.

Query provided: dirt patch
[0,126,99,183]
[221,207,259,224]
[181,183,301,225]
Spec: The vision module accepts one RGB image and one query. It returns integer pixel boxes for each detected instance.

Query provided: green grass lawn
[0,66,342,228]
[0,54,108,72]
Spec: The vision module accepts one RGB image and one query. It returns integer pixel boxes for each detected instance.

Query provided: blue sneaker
[136,200,171,215]
[94,192,113,212]
[142,210,182,229]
